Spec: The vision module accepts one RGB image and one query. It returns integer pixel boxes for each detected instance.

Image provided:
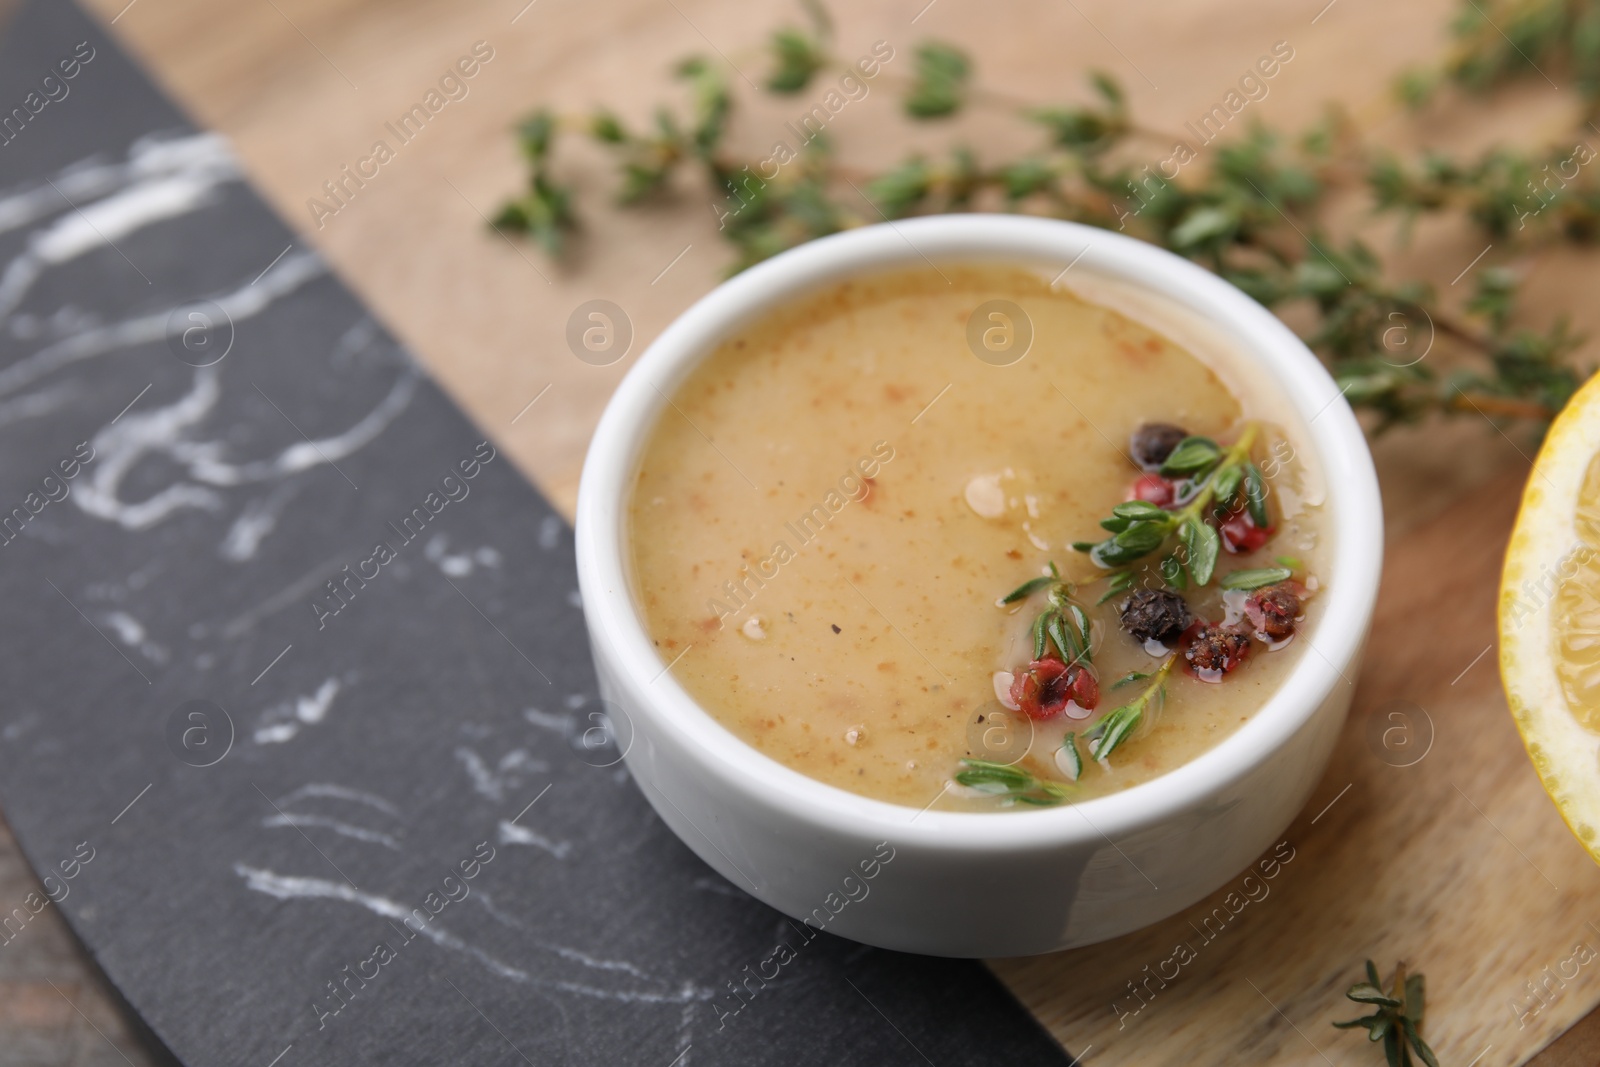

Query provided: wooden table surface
[8,0,1600,1062]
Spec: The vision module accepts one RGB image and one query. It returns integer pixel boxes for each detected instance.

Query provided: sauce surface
[628,264,1327,810]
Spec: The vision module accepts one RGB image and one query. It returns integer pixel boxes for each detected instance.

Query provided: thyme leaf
[1056,734,1083,781]
[1001,574,1054,604]
[1159,435,1221,475]
[1334,961,1438,1067]
[1220,566,1293,590]
[1244,463,1270,528]
[1212,466,1244,511]
[1181,516,1221,586]
[905,43,971,118]
[1094,570,1136,605]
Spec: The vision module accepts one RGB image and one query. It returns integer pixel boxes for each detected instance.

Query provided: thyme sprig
[1333,961,1439,1067]
[491,113,575,254]
[954,758,1070,806]
[1000,561,1094,667]
[964,574,1176,804]
[1073,424,1262,587]
[956,659,1170,802]
[1082,655,1173,764]
[764,0,831,93]
[495,0,1595,433]
[1400,0,1600,119]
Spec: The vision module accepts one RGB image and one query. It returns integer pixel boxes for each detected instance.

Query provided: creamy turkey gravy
[627,264,1327,810]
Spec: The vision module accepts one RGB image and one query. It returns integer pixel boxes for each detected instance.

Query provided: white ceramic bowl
[575,215,1382,957]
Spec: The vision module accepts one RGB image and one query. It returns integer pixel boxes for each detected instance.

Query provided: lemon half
[1502,371,1600,863]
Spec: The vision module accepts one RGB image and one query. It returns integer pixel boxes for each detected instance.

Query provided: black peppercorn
[1119,589,1192,645]
[1129,422,1190,470]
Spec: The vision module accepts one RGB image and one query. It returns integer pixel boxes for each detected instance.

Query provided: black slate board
[0,2,1076,1064]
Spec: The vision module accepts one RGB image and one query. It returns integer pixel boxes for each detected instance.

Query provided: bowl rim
[575,213,1382,850]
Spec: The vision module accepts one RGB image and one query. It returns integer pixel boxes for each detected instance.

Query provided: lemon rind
[1500,371,1600,864]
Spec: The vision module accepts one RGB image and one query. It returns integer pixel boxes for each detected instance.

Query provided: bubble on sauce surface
[965,474,1006,519]
[740,615,767,641]
[993,671,1019,709]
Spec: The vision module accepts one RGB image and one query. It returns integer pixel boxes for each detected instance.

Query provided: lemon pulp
[1553,453,1600,731]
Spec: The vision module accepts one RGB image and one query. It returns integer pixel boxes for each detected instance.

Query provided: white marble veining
[0,135,237,319]
[219,481,305,561]
[234,865,714,1006]
[253,677,341,745]
[423,533,502,577]
[0,246,324,400]
[495,819,571,860]
[259,779,400,849]
[98,609,168,663]
[537,515,561,550]
[260,812,399,851]
[0,124,738,1065]
[71,361,418,531]
[273,784,401,816]
[0,132,234,239]
[0,380,76,428]
[0,133,420,562]
[454,746,548,803]
[520,707,576,737]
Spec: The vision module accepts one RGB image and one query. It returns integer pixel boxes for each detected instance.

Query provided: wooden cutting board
[34,0,1600,1062]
